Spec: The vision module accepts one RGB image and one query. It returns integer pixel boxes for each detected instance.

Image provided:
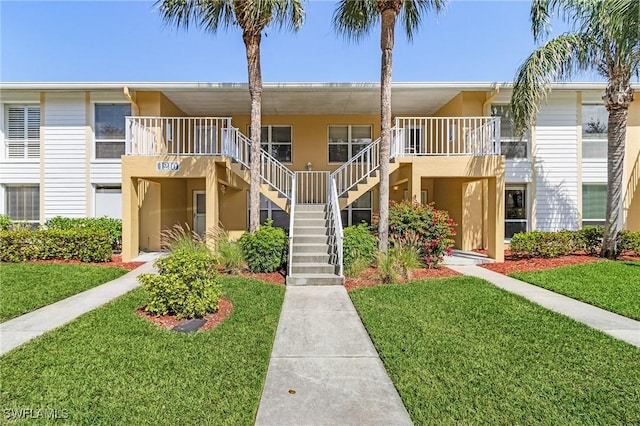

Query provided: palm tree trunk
[244,31,262,233]
[378,7,397,253]
[602,105,628,259]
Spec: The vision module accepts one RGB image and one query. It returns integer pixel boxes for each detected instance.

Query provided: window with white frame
[4,185,39,223]
[247,193,290,229]
[341,191,372,226]
[491,105,528,160]
[95,104,131,159]
[505,186,527,239]
[582,184,607,227]
[582,105,607,159]
[4,105,40,159]
[328,125,372,163]
[248,125,292,163]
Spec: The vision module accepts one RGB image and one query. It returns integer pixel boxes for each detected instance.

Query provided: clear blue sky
[1,0,593,83]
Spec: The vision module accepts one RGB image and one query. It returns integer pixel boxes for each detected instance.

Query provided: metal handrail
[226,127,295,200]
[331,135,382,198]
[327,177,344,277]
[287,174,297,277]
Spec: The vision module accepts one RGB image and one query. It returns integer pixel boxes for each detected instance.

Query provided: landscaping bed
[31,254,144,271]
[345,266,461,291]
[350,277,640,424]
[0,277,284,425]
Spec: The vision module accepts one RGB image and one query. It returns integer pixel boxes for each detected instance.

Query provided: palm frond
[332,0,379,42]
[510,32,596,134]
[155,0,236,33]
[400,0,445,41]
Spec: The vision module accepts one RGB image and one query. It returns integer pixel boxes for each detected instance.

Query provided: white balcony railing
[393,117,501,156]
[126,117,234,156]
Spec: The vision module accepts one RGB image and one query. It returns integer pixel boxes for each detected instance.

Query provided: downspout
[123,87,140,115]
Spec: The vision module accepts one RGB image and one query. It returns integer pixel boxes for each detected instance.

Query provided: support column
[487,176,505,262]
[205,165,219,251]
[121,176,139,262]
[411,166,421,203]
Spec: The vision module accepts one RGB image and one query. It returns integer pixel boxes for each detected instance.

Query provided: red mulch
[344,266,462,291]
[30,254,144,271]
[136,298,234,331]
[481,251,640,275]
[240,271,286,285]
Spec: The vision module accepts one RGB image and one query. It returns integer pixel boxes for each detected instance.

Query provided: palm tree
[156,0,304,232]
[510,0,639,259]
[333,0,445,252]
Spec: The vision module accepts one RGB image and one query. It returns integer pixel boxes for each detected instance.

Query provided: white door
[405,125,425,154]
[95,186,122,218]
[193,191,206,236]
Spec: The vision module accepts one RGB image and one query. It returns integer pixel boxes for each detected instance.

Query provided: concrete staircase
[286,204,343,286]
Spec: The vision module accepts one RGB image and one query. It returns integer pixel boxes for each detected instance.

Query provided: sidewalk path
[1,261,155,355]
[448,265,640,348]
[255,286,412,426]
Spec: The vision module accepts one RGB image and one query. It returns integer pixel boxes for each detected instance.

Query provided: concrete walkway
[1,261,155,355]
[448,265,640,348]
[255,286,412,426]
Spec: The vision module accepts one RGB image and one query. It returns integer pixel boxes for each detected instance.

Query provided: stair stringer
[339,161,400,209]
[225,159,290,212]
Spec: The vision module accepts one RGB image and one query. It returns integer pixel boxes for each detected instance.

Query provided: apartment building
[1,82,638,270]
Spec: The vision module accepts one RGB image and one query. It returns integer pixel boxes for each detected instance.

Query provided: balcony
[393,117,501,157]
[125,116,501,158]
[126,117,234,156]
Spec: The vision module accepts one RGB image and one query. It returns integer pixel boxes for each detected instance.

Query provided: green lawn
[350,277,640,425]
[511,260,640,320]
[0,263,128,322]
[0,277,284,425]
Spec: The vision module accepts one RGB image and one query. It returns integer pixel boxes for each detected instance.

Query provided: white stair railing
[225,128,295,201]
[331,134,381,198]
[327,177,344,278]
[287,174,297,277]
[296,171,329,204]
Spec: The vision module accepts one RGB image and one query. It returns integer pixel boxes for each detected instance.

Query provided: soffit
[159,85,470,116]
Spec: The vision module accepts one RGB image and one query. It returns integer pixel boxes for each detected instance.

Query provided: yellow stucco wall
[624,98,640,230]
[231,114,381,172]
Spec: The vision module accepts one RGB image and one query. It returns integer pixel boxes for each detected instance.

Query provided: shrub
[0,215,12,231]
[373,200,456,268]
[619,230,640,255]
[511,230,585,258]
[161,223,209,254]
[239,219,287,273]
[139,249,221,319]
[343,224,377,276]
[391,245,423,280]
[0,229,112,262]
[217,238,246,274]
[45,216,122,251]
[579,226,603,255]
[376,251,400,285]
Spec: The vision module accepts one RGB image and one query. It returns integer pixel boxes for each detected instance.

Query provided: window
[5,185,39,222]
[341,191,372,226]
[5,105,40,159]
[328,125,372,163]
[505,186,527,239]
[248,193,290,229]
[95,185,122,219]
[249,125,292,163]
[582,105,607,159]
[95,104,130,159]
[492,105,528,159]
[582,184,607,227]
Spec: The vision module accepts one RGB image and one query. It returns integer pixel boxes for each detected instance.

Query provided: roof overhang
[1,81,634,116]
